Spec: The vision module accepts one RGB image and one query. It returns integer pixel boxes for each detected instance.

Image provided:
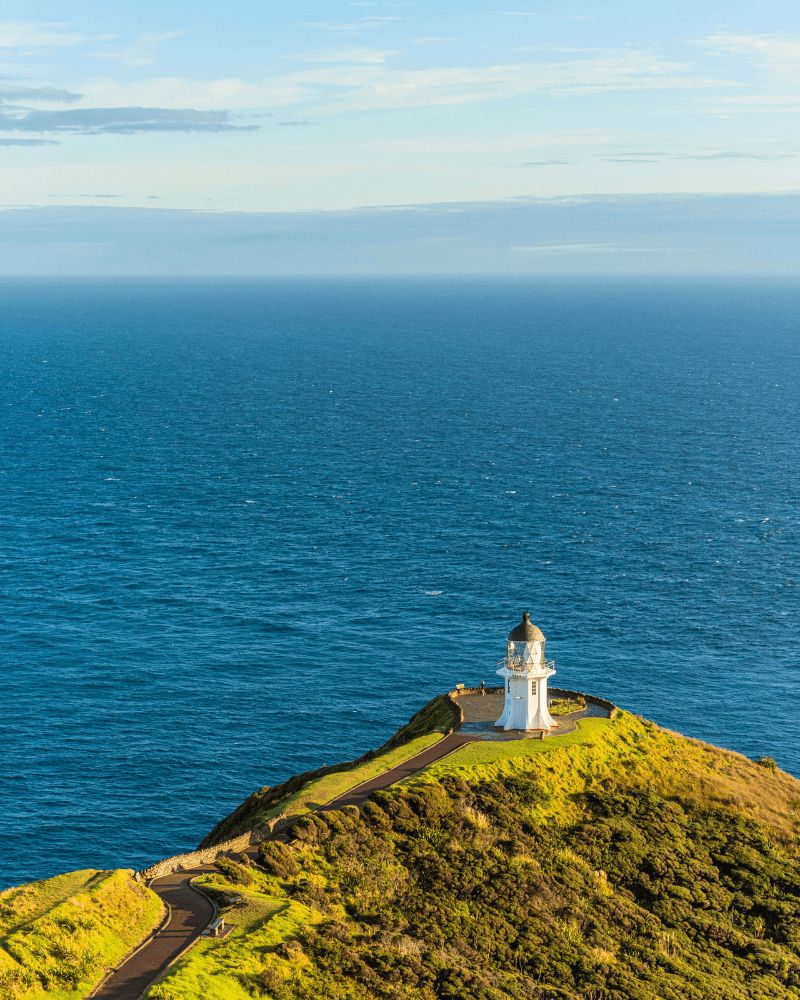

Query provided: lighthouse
[495,612,557,731]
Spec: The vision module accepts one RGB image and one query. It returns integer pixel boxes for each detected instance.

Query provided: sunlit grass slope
[407,717,613,778]
[414,711,800,845]
[0,869,162,1000]
[153,711,800,1000]
[259,733,443,821]
[148,870,322,1000]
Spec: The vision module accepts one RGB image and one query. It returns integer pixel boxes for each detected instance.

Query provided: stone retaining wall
[447,686,503,727]
[134,813,293,882]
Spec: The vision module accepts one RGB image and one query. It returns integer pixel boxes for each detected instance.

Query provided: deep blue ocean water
[1,276,797,890]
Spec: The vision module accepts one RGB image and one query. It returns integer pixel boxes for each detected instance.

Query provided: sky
[2,0,799,213]
[1,1,798,272]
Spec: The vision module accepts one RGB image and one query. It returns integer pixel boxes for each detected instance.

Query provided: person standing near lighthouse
[495,612,557,732]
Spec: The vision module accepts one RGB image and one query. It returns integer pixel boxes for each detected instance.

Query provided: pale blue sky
[2,1,799,212]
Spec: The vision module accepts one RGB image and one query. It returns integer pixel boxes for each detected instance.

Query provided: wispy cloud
[366,131,603,153]
[290,47,396,64]
[0,22,96,48]
[522,158,570,165]
[0,85,81,104]
[302,16,403,34]
[293,53,739,115]
[679,150,795,160]
[711,94,800,114]
[699,33,800,87]
[26,48,744,127]
[0,136,58,145]
[510,244,673,253]
[91,31,183,68]
[700,33,800,61]
[0,106,258,134]
[512,45,603,53]
[502,11,592,20]
[600,148,795,162]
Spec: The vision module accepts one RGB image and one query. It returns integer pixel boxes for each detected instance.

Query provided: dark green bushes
[269,771,800,999]
[258,841,300,878]
[213,856,253,887]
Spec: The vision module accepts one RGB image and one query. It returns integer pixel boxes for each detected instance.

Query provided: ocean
[1,275,797,890]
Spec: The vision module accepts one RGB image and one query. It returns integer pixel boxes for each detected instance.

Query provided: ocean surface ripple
[0,276,797,889]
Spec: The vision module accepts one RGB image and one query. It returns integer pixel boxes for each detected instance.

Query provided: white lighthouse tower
[495,612,557,732]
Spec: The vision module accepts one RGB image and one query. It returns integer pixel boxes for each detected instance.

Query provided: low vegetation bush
[548,697,586,716]
[252,772,800,1000]
[258,841,300,878]
[214,856,254,887]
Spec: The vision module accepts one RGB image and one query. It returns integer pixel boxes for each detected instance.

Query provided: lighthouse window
[531,680,537,696]
[508,680,511,693]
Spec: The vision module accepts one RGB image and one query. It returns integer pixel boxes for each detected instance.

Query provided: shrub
[757,756,778,772]
[264,774,800,1000]
[214,856,254,887]
[549,697,586,716]
[290,814,330,845]
[259,841,300,878]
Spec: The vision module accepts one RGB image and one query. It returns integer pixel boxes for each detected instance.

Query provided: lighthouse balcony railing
[497,657,556,675]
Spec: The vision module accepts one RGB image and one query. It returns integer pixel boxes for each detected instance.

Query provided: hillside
[0,869,162,1000]
[149,709,800,1000]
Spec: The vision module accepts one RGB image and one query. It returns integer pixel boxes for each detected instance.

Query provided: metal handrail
[497,657,555,674]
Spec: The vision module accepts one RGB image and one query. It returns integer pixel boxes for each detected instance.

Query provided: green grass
[148,887,322,1000]
[409,716,613,783]
[242,732,444,825]
[195,880,285,935]
[548,697,586,716]
[0,869,162,1000]
[0,871,101,939]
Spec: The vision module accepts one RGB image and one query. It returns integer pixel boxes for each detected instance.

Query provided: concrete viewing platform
[454,686,612,741]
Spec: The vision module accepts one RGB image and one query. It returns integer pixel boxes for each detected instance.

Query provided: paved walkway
[324,731,476,809]
[94,730,475,999]
[93,869,214,1000]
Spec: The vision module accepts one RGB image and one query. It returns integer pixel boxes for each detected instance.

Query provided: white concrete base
[495,669,557,731]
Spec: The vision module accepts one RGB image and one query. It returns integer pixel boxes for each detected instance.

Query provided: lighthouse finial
[523,610,530,623]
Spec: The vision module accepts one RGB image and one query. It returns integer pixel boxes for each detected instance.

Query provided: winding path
[324,731,476,809]
[92,869,214,1000]
[94,731,475,999]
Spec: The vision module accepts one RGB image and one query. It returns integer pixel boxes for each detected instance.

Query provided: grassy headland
[0,868,161,1000]
[152,709,800,1000]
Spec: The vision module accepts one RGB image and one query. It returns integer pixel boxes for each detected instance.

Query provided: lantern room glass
[507,639,545,668]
